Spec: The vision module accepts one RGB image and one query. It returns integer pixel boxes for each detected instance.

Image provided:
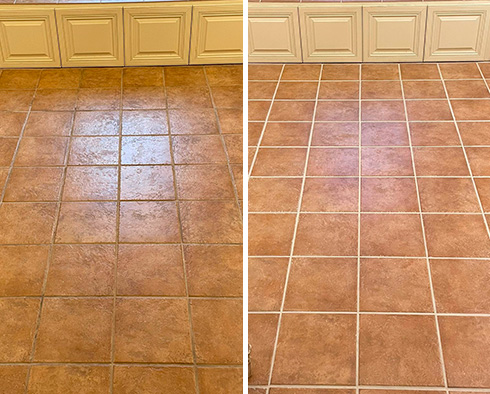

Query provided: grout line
[248,311,490,317]
[265,64,324,394]
[248,255,490,260]
[356,62,361,394]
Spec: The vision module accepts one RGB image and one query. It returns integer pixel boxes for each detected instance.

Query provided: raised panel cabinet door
[249,5,301,63]
[425,5,490,61]
[300,5,361,63]
[124,5,191,66]
[0,7,60,68]
[190,3,243,65]
[363,5,427,62]
[55,7,124,67]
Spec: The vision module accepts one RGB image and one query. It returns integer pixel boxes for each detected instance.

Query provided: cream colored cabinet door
[425,5,490,61]
[299,5,361,63]
[190,3,243,65]
[55,6,124,67]
[0,7,60,68]
[363,5,427,62]
[249,4,301,63]
[124,5,191,66]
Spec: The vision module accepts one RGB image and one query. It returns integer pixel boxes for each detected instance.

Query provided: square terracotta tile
[34,298,112,362]
[28,366,110,394]
[439,316,490,387]
[282,64,321,80]
[249,178,301,212]
[175,165,234,200]
[0,90,34,111]
[115,298,192,363]
[478,62,490,78]
[252,148,306,176]
[248,122,262,146]
[32,89,78,111]
[431,259,490,313]
[360,214,425,256]
[0,245,48,296]
[311,122,358,146]
[248,101,271,121]
[466,147,490,175]
[191,298,242,364]
[272,314,356,384]
[113,366,195,394]
[120,165,174,200]
[206,65,242,85]
[117,244,185,296]
[294,214,358,256]
[269,101,315,121]
[402,80,446,99]
[0,365,28,393]
[284,258,357,311]
[45,244,115,296]
[0,137,18,166]
[322,64,359,80]
[184,244,242,297]
[318,81,359,99]
[24,111,73,137]
[15,137,68,166]
[168,109,218,135]
[0,111,27,137]
[439,63,481,79]
[413,147,469,176]
[248,81,277,100]
[55,202,117,243]
[400,63,441,80]
[249,64,283,81]
[210,85,243,108]
[360,258,432,312]
[316,101,359,121]
[362,81,402,99]
[179,200,242,243]
[361,122,408,146]
[38,69,81,89]
[302,178,358,212]
[249,258,288,311]
[198,367,242,394]
[361,178,418,212]
[223,134,242,163]
[121,136,170,165]
[361,101,405,121]
[418,178,481,212]
[4,167,63,201]
[63,166,118,201]
[0,298,40,362]
[406,100,452,121]
[0,69,40,89]
[446,79,490,98]
[307,148,358,176]
[123,67,164,87]
[423,214,490,257]
[362,64,399,80]
[362,147,413,176]
[119,201,180,243]
[80,68,122,88]
[123,87,166,109]
[167,86,212,109]
[73,111,120,136]
[459,121,490,145]
[69,136,119,165]
[0,203,57,244]
[261,122,311,146]
[409,122,461,146]
[249,213,295,256]
[475,178,490,211]
[359,315,444,385]
[451,99,490,120]
[165,66,207,86]
[121,110,167,135]
[77,88,120,110]
[248,313,279,385]
[171,135,226,164]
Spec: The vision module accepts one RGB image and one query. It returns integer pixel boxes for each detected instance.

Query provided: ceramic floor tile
[311,122,358,146]
[409,122,461,146]
[248,258,288,311]
[120,165,174,200]
[459,121,490,145]
[361,178,418,212]
[252,148,307,176]
[69,136,119,165]
[261,122,311,146]
[282,64,321,80]
[361,81,402,99]
[413,147,469,176]
[0,365,28,394]
[168,109,218,134]
[361,122,408,146]
[249,64,283,81]
[302,178,358,212]
[400,63,441,80]
[38,69,82,89]
[362,64,399,80]
[175,165,234,200]
[32,89,78,111]
[15,137,68,166]
[24,111,73,137]
[0,69,40,89]
[0,111,27,136]
[439,63,481,79]
[361,147,413,176]
[171,135,226,164]
[322,64,359,80]
[198,367,242,394]
[418,178,481,212]
[4,167,64,201]
[272,81,318,100]
[361,101,405,121]
[121,110,168,135]
[316,101,359,121]
[307,148,358,176]
[318,81,359,99]
[121,136,171,165]
[249,213,295,255]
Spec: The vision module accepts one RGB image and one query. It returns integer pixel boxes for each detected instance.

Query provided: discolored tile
[418,178,480,212]
[171,135,226,164]
[445,79,490,98]
[451,99,490,120]
[361,178,418,212]
[466,147,490,175]
[0,365,28,394]
[123,87,166,109]
[252,148,306,176]
[361,81,402,99]
[361,101,405,121]
[272,314,356,384]
[175,165,234,199]
[191,298,242,364]
[319,81,359,99]
[77,88,120,110]
[360,214,425,256]
[316,101,359,121]
[0,245,48,296]
[406,100,452,121]
[184,244,242,297]
[217,108,242,133]
[276,82,318,100]
[423,214,490,257]
[359,315,444,385]
[4,167,64,201]
[120,165,174,200]
[0,298,40,362]
[69,136,119,165]
[119,201,180,243]
[362,147,413,176]
[34,298,112,362]
[248,258,288,311]
[311,122,358,146]
[167,86,212,109]
[0,90,34,111]
[45,244,116,296]
[307,148,358,176]
[224,134,242,163]
[168,109,218,134]
[362,64,399,80]
[121,110,167,135]
[360,258,432,312]
[400,63,441,80]
[439,316,490,387]
[402,80,446,99]
[123,67,163,87]
[73,111,120,136]
[38,69,81,89]
[63,166,118,201]
[113,366,196,394]
[439,62,481,79]
[198,367,242,394]
[322,64,359,80]
[285,258,357,311]
[80,68,122,88]
[15,137,68,166]
[0,111,27,136]
[115,298,192,363]
[249,213,295,256]
[302,178,358,212]
[55,202,117,243]
[179,200,242,243]
[24,111,73,137]
[121,136,171,165]
[0,137,18,166]
[409,122,460,146]
[361,122,408,146]
[0,69,40,89]
[27,366,110,394]
[269,101,315,121]
[32,89,78,111]
[413,147,469,176]
[294,214,358,256]
[431,259,490,313]
[282,64,321,80]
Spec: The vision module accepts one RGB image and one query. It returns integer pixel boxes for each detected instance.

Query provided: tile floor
[0,65,243,393]
[248,63,490,392]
